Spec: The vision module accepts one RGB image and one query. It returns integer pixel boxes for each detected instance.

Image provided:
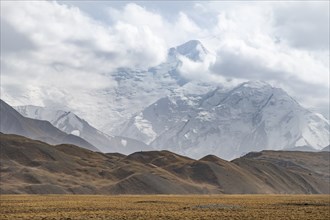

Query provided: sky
[1,1,329,118]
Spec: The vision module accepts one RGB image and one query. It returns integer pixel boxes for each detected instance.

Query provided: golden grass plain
[1,194,329,220]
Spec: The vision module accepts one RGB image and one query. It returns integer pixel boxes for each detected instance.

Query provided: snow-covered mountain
[168,39,209,62]
[12,40,214,154]
[89,40,212,135]
[8,40,329,160]
[15,105,86,136]
[3,40,214,137]
[0,99,98,152]
[119,81,329,160]
[14,105,150,154]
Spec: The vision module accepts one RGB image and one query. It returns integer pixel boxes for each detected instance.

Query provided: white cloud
[107,3,208,48]
[0,1,170,110]
[198,1,329,117]
[177,49,220,83]
[175,12,201,33]
[108,3,164,29]
[273,1,330,50]
[1,1,329,119]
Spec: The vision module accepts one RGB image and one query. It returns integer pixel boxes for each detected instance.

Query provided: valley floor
[0,195,329,220]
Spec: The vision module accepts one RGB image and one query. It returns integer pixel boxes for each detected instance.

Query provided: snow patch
[197,111,213,121]
[121,139,127,147]
[134,113,157,144]
[295,137,307,147]
[71,130,80,136]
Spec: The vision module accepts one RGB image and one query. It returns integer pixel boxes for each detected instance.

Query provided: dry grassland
[1,194,329,220]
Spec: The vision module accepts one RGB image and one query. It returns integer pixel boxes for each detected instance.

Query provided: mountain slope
[168,39,209,62]
[14,105,151,154]
[1,133,329,194]
[0,100,98,151]
[3,41,210,137]
[120,81,329,160]
[77,40,212,135]
[233,150,330,193]
[3,40,328,157]
[322,145,330,151]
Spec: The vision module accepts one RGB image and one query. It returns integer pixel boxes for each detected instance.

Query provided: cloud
[107,3,208,48]
[0,1,212,123]
[152,1,328,118]
[273,2,330,50]
[199,1,329,117]
[211,41,328,85]
[0,1,170,110]
[178,54,216,82]
[0,19,36,54]
[1,1,329,120]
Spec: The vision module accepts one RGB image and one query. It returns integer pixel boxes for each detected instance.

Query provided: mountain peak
[177,40,204,51]
[240,80,272,89]
[0,99,99,151]
[169,40,208,62]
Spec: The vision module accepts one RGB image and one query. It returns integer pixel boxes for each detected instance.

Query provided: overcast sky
[1,1,329,118]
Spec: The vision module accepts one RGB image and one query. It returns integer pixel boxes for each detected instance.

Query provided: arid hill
[1,133,329,194]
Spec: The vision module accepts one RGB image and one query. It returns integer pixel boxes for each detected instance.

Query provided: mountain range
[1,39,329,195]
[119,81,329,159]
[1,133,329,194]
[0,100,97,152]
[71,40,213,135]
[14,105,150,154]
[3,40,330,160]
